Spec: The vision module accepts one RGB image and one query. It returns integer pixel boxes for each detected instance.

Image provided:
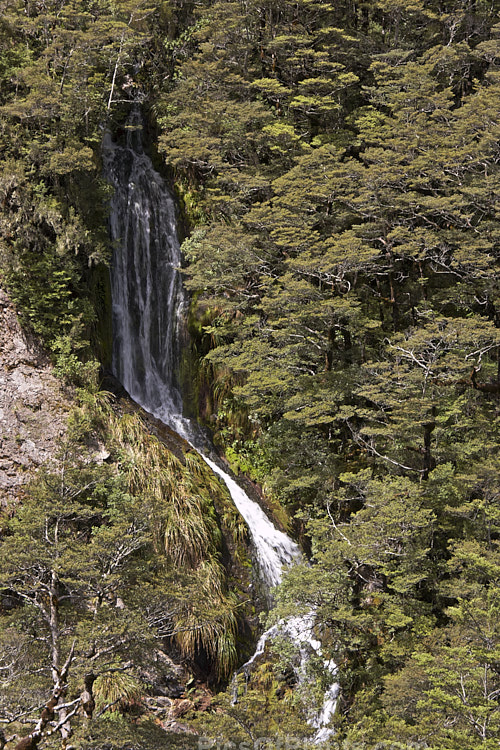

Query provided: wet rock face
[0,288,69,506]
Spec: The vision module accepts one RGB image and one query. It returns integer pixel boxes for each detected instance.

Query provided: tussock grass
[94,672,143,713]
[107,409,239,677]
[72,396,242,678]
[175,559,239,678]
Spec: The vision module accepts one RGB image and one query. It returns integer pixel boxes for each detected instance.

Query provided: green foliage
[0,390,250,744]
[188,681,313,747]
[79,715,200,750]
[1,0,500,743]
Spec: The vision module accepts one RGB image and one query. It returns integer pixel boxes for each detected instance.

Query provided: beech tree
[0,442,152,747]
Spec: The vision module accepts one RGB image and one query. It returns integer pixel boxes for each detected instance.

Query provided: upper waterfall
[103,114,185,422]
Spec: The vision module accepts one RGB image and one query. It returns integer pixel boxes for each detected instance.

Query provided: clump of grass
[94,672,144,713]
[68,397,241,679]
[110,412,239,677]
[174,559,238,678]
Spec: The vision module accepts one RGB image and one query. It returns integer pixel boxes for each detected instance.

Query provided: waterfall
[104,112,184,422]
[103,114,338,741]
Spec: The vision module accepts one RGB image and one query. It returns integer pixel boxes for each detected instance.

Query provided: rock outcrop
[0,287,69,506]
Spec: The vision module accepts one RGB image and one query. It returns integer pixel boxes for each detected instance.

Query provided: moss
[174,178,209,229]
[89,262,113,369]
[178,320,199,420]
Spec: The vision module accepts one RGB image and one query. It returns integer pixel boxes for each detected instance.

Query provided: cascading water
[235,613,339,742]
[104,113,184,422]
[103,114,338,741]
[103,111,300,592]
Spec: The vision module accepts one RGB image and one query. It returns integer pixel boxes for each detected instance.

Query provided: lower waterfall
[103,114,338,741]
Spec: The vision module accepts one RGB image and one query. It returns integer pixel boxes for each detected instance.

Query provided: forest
[0,0,499,748]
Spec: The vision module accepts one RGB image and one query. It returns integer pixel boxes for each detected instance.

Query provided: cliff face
[0,287,69,506]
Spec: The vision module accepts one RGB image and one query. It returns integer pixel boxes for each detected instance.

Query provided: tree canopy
[0,0,499,747]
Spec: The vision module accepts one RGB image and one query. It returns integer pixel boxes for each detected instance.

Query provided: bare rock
[169,699,194,720]
[0,288,70,506]
[162,720,198,735]
[194,690,213,712]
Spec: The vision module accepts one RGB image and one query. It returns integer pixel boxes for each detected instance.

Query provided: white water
[104,114,338,740]
[236,613,339,741]
[103,114,185,422]
[200,453,302,589]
